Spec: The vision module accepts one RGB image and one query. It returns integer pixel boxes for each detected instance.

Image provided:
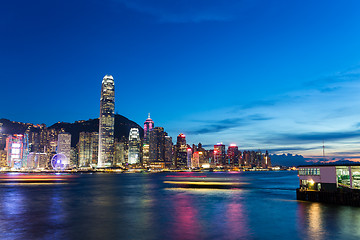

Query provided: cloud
[277,130,360,143]
[268,146,321,152]
[304,66,360,88]
[188,115,272,135]
[112,0,256,22]
[188,117,243,134]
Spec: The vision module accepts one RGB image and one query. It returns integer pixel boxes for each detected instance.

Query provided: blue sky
[1,0,360,160]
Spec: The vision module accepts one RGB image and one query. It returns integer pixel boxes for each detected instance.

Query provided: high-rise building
[214,143,226,166]
[128,128,141,165]
[143,114,154,167]
[175,133,187,168]
[164,135,173,167]
[78,132,92,167]
[187,148,192,168]
[114,137,128,167]
[143,113,154,144]
[227,144,240,167]
[149,127,166,164]
[70,147,78,168]
[5,134,29,169]
[91,132,99,166]
[191,151,201,168]
[98,75,115,167]
[57,133,71,168]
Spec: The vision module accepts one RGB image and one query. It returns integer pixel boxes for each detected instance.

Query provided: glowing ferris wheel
[51,153,67,170]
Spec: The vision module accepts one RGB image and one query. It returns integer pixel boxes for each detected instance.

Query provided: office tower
[142,143,149,167]
[78,132,92,167]
[175,133,187,168]
[227,144,240,167]
[114,136,128,166]
[98,75,115,167]
[114,139,124,167]
[143,113,154,144]
[128,128,141,165]
[91,132,99,166]
[164,135,173,167]
[214,143,226,166]
[5,134,29,169]
[70,147,78,168]
[57,133,71,168]
[149,127,166,164]
[142,114,153,167]
[191,151,201,168]
[28,131,40,153]
[242,150,250,167]
[187,148,192,168]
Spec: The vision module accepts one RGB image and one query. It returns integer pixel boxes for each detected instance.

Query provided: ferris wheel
[51,153,67,170]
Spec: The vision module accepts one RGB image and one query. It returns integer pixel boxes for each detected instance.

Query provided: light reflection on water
[0,172,360,239]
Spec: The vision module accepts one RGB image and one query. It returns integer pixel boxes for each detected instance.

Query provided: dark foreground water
[1,171,360,240]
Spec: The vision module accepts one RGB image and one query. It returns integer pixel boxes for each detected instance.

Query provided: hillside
[0,114,144,147]
[49,114,144,147]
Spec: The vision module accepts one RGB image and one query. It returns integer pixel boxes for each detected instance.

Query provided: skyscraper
[175,133,187,168]
[143,114,154,167]
[5,134,29,169]
[78,132,92,167]
[149,127,166,163]
[164,135,173,167]
[227,144,240,167]
[98,75,115,167]
[128,128,141,165]
[214,143,226,166]
[57,133,71,168]
[143,113,154,144]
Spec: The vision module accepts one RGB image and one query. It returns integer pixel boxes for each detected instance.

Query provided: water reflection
[308,203,324,240]
[2,171,360,239]
[0,181,69,239]
[171,193,201,240]
[225,200,249,239]
[295,202,360,240]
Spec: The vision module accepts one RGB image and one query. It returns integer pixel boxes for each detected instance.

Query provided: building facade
[149,127,166,165]
[98,75,115,167]
[5,134,29,169]
[175,133,187,168]
[57,133,71,168]
[128,128,141,165]
[227,144,240,167]
[214,143,226,166]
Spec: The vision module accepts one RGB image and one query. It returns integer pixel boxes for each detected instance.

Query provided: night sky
[2,0,360,160]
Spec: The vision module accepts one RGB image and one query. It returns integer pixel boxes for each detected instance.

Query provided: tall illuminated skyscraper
[57,133,71,168]
[214,143,226,166]
[143,113,154,144]
[79,132,92,167]
[5,134,29,169]
[143,114,154,167]
[227,144,240,167]
[128,128,141,165]
[98,75,115,167]
[175,133,187,168]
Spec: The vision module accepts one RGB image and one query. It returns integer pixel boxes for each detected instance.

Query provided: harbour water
[1,171,360,240]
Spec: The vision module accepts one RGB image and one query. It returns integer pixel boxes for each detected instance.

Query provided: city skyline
[2,1,360,161]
